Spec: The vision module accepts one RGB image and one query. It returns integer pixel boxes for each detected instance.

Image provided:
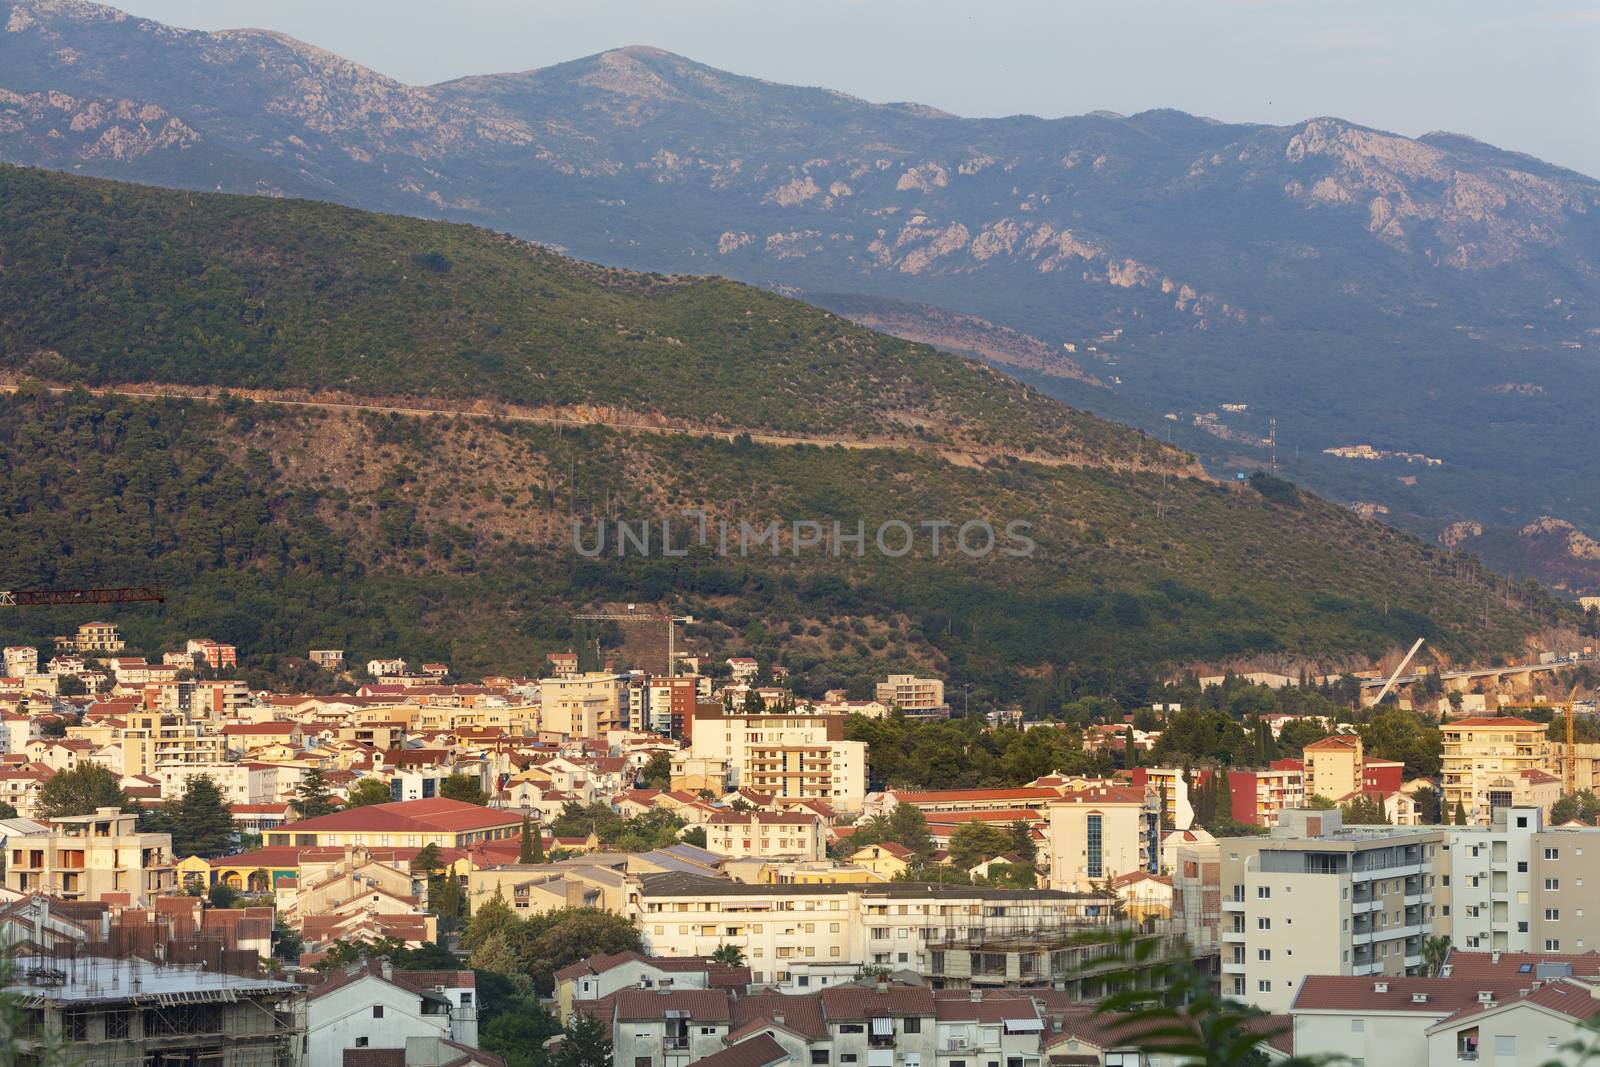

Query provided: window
[1258,917,1271,930]
[1547,939,1562,951]
[1496,1035,1517,1056]
[373,1006,384,1019]
[1546,878,1561,891]
[1352,1020,1364,1033]
[1258,949,1271,961]
[811,1053,829,1066]
[904,1018,922,1033]
[356,1039,369,1049]
[1086,814,1103,879]
[1258,980,1271,992]
[1546,909,1561,921]
[1258,886,1271,898]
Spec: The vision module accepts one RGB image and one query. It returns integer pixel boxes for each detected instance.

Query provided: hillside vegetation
[0,165,1164,467]
[0,388,1558,702]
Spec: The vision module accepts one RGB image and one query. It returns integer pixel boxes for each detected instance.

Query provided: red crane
[0,586,165,607]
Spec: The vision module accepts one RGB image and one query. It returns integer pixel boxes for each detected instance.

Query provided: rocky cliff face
[5,0,1600,588]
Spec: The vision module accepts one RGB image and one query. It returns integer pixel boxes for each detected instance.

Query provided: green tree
[1454,800,1469,826]
[1305,794,1338,810]
[1341,794,1389,826]
[1551,792,1600,825]
[480,997,562,1067]
[208,882,240,909]
[552,1011,613,1067]
[345,778,395,807]
[38,762,132,818]
[948,820,1011,871]
[710,943,745,967]
[170,774,237,858]
[886,803,934,859]
[292,768,340,819]
[1358,708,1443,777]
[0,801,17,819]
[640,752,672,791]
[518,813,543,864]
[1421,935,1451,978]
[411,842,444,874]
[429,870,467,935]
[440,774,488,805]
[1006,819,1038,864]
[524,908,643,995]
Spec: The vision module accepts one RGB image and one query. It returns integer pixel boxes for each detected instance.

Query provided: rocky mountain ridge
[4,0,1600,590]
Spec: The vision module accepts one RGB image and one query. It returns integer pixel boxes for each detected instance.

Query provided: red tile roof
[276,798,520,835]
[684,1034,788,1067]
[1446,717,1543,728]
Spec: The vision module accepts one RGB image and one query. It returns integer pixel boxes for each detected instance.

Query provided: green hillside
[0,166,1566,701]
[0,165,1159,466]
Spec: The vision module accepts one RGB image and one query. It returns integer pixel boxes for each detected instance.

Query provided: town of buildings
[7,619,1600,1064]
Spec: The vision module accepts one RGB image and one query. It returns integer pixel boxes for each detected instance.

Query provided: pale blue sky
[116,0,1600,178]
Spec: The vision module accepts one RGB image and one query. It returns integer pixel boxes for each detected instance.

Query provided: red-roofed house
[263,798,521,850]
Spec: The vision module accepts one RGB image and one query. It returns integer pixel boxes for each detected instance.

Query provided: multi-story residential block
[185,637,238,670]
[310,648,346,671]
[1,955,303,1067]
[541,672,627,737]
[1229,760,1308,827]
[630,674,700,737]
[1045,783,1159,890]
[554,950,751,1023]
[155,760,275,805]
[3,806,177,904]
[1130,766,1196,830]
[367,657,408,676]
[874,673,948,719]
[1436,805,1600,955]
[3,645,37,677]
[633,872,1115,990]
[704,810,827,861]
[687,708,868,812]
[1441,717,1550,825]
[64,620,125,654]
[141,678,251,718]
[1209,809,1445,1012]
[1303,734,1364,801]
[113,710,227,777]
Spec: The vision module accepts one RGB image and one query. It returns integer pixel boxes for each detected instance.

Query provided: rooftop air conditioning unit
[1411,993,1429,1004]
[1373,982,1388,993]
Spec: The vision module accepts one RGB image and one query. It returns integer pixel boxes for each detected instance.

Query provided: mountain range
[2,0,1598,593]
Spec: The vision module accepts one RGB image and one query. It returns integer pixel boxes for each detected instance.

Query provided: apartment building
[1209,809,1445,1013]
[1437,805,1600,955]
[1441,717,1550,825]
[1129,766,1195,830]
[633,872,1114,989]
[64,620,125,654]
[4,807,177,904]
[541,672,627,737]
[310,648,345,671]
[2,956,303,1067]
[874,674,948,719]
[686,708,867,812]
[143,678,251,717]
[1229,761,1307,827]
[4,645,37,677]
[629,674,700,737]
[155,760,275,805]
[186,638,238,670]
[1045,783,1159,890]
[703,810,827,861]
[112,711,227,778]
[1303,734,1364,801]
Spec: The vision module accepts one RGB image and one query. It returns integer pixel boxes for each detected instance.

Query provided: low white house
[305,960,476,1065]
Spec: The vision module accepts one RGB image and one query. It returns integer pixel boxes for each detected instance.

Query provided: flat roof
[2,955,301,1007]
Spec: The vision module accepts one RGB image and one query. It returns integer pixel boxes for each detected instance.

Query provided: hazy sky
[114,0,1600,178]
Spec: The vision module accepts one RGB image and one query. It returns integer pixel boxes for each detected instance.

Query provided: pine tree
[293,768,339,819]
[1454,800,1468,826]
[518,813,541,863]
[171,775,236,859]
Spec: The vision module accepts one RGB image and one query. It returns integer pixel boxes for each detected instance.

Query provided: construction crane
[0,586,164,607]
[1565,684,1582,796]
[573,607,694,676]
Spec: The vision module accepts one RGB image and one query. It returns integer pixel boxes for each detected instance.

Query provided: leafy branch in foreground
[1070,928,1340,1067]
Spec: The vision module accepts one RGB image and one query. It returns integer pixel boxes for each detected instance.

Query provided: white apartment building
[1208,809,1445,1013]
[703,811,826,861]
[1046,783,1159,890]
[686,709,867,812]
[155,761,275,805]
[3,646,37,677]
[632,872,1114,990]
